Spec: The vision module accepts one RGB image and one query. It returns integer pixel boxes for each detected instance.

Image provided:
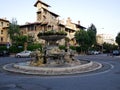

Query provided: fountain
[3,30,102,75]
[30,30,77,66]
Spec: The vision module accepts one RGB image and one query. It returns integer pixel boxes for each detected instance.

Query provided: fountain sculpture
[30,30,78,66]
[3,30,102,75]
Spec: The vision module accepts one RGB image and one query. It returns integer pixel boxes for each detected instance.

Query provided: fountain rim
[3,60,102,76]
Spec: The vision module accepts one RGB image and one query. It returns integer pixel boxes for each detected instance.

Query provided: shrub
[69,46,76,50]
[59,45,66,50]
[76,46,81,53]
[9,45,24,53]
[0,46,7,51]
[27,43,42,51]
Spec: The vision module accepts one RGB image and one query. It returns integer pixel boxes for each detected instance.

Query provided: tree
[75,24,97,53]
[103,42,118,53]
[75,29,89,53]
[8,18,29,51]
[14,35,28,46]
[87,24,97,35]
[8,18,20,42]
[87,24,97,49]
[87,29,96,47]
[116,32,120,49]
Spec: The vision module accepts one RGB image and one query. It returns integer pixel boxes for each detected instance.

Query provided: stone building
[19,0,86,45]
[0,18,10,45]
[97,34,116,45]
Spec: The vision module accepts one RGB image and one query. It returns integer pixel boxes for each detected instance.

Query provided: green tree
[88,24,97,34]
[75,29,89,53]
[14,35,28,46]
[87,29,96,47]
[87,24,97,49]
[8,18,20,42]
[116,32,120,49]
[103,42,118,53]
[75,24,97,53]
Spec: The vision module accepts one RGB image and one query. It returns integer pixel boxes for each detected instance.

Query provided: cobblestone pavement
[0,54,120,90]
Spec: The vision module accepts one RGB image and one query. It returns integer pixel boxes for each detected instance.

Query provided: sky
[0,0,120,38]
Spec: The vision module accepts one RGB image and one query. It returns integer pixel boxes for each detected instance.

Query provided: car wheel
[17,55,21,58]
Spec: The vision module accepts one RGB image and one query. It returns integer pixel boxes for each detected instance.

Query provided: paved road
[0,54,120,90]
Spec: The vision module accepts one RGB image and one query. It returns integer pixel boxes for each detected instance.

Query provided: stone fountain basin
[40,35,66,41]
[3,60,102,75]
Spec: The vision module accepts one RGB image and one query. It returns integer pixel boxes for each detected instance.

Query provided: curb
[3,61,102,76]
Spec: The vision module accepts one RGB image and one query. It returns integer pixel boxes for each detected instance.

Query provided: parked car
[93,51,99,55]
[87,51,94,55]
[112,50,120,56]
[15,51,32,58]
[0,50,10,57]
[87,50,100,55]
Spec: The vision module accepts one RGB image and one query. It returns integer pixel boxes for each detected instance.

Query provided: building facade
[97,34,116,45]
[19,0,86,45]
[0,18,10,45]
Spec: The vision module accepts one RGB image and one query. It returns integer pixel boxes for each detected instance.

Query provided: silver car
[15,51,32,58]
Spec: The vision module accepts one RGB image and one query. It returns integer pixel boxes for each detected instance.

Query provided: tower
[34,0,59,29]
[34,0,50,22]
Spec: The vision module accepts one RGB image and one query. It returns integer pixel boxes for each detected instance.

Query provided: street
[0,54,120,90]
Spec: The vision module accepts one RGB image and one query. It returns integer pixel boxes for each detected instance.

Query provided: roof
[65,26,76,32]
[58,23,65,27]
[73,23,86,29]
[0,18,9,22]
[34,0,50,7]
[19,22,41,27]
[42,7,59,17]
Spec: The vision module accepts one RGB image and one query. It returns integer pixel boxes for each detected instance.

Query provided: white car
[16,51,32,58]
[93,51,99,55]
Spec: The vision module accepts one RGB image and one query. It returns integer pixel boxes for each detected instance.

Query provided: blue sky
[0,0,120,38]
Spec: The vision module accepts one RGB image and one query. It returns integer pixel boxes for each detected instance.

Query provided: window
[31,26,34,31]
[1,37,3,42]
[1,30,3,34]
[1,22,3,27]
[7,24,9,26]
